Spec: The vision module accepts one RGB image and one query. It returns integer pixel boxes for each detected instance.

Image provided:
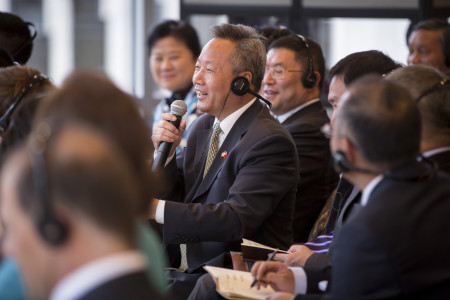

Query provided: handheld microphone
[152,100,187,172]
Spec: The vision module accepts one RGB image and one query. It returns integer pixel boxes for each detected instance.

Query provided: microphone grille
[170,100,188,117]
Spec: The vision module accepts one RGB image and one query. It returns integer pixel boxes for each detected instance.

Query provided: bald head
[336,76,421,168]
[387,65,450,151]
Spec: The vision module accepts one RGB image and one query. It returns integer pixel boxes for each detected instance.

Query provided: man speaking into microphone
[150,23,299,299]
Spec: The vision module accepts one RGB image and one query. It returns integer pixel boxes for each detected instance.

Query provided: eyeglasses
[264,66,304,80]
[320,123,334,139]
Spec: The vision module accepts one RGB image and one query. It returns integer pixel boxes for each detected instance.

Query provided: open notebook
[241,239,289,262]
[204,265,275,300]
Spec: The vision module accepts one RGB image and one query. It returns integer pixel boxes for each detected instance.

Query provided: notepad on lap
[204,265,275,300]
[241,239,289,262]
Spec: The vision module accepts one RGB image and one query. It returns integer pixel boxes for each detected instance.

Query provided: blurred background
[2,0,449,119]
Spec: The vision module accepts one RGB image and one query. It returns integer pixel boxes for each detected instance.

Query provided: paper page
[204,266,275,300]
[241,239,289,253]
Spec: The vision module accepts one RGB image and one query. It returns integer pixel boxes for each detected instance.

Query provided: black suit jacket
[297,160,450,299]
[78,271,167,300]
[159,100,299,270]
[327,160,450,299]
[428,149,450,174]
[302,178,360,293]
[302,151,450,294]
[281,101,339,243]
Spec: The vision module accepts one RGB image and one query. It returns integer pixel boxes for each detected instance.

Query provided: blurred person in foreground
[0,65,54,300]
[1,123,166,300]
[34,70,169,294]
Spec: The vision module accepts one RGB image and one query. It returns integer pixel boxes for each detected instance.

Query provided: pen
[250,248,278,288]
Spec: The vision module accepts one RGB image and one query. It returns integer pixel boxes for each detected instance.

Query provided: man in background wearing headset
[262,35,338,243]
[407,18,450,77]
[150,23,298,299]
[0,124,165,300]
[252,76,450,299]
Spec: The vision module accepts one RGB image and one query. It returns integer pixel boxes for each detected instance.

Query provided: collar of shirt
[215,98,256,147]
[50,250,147,300]
[276,98,320,124]
[360,174,384,207]
[422,146,450,158]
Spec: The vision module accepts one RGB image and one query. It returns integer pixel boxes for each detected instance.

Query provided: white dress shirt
[50,251,147,300]
[275,98,320,124]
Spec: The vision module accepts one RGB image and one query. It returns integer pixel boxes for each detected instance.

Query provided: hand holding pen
[250,251,296,293]
[250,248,278,288]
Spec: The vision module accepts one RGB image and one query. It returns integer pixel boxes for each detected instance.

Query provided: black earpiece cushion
[231,76,250,96]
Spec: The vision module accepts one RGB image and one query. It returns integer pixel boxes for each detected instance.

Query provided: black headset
[0,74,47,136]
[296,35,317,89]
[29,122,68,245]
[333,150,437,182]
[332,150,380,175]
[230,76,272,109]
[415,78,449,103]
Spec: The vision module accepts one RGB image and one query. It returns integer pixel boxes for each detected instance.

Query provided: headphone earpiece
[38,217,68,245]
[303,72,317,89]
[231,76,250,96]
[30,122,68,246]
[332,150,352,174]
[230,76,272,109]
[296,35,317,89]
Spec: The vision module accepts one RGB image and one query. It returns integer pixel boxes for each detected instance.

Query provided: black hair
[329,50,402,86]
[406,18,450,67]
[256,25,294,50]
[146,20,201,59]
[0,12,35,66]
[268,35,326,90]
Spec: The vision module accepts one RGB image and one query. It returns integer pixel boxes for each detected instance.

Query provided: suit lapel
[334,186,361,234]
[183,119,213,203]
[191,100,263,201]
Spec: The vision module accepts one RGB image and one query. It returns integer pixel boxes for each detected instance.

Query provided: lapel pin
[221,151,228,158]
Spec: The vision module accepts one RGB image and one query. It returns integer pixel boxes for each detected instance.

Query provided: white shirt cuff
[290,267,307,295]
[155,200,165,224]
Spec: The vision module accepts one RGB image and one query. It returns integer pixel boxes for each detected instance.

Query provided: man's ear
[239,72,253,87]
[312,71,321,89]
[342,137,357,165]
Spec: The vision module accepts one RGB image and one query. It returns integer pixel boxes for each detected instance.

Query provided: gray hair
[211,24,266,92]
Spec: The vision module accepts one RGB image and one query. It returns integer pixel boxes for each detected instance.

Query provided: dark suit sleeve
[328,223,399,299]
[163,131,298,246]
[156,149,186,203]
[303,253,332,293]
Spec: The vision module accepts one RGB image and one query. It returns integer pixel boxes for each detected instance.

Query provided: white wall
[329,18,410,67]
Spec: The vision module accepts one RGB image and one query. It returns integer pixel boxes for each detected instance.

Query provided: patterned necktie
[203,122,222,177]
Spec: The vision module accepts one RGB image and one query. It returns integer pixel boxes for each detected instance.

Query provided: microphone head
[170,100,188,117]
